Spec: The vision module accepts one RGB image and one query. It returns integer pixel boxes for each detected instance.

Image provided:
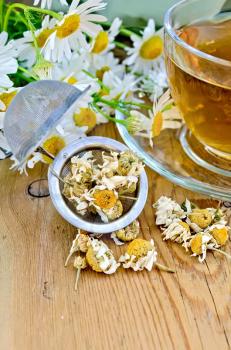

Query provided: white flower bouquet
[0,0,182,174]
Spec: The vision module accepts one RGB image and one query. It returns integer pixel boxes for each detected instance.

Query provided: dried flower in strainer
[62,149,144,223]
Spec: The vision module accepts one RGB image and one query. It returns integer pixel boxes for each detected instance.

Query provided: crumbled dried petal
[154,196,185,227]
[162,220,191,250]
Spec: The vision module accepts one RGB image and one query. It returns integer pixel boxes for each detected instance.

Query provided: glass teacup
[164,0,231,172]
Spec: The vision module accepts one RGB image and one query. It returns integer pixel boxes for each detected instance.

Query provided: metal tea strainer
[4,80,89,168]
[4,80,148,234]
[48,136,148,234]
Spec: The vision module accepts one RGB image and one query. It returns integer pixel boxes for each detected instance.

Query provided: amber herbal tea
[166,17,231,154]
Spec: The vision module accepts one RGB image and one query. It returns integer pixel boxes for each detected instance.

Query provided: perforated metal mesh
[4,80,88,166]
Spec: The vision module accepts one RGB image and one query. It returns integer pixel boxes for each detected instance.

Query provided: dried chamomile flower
[100,151,119,177]
[118,151,144,176]
[209,224,229,246]
[103,200,123,221]
[93,189,117,209]
[119,239,174,272]
[111,220,140,245]
[190,232,213,262]
[118,181,137,195]
[188,209,212,230]
[71,152,94,183]
[86,238,120,274]
[73,256,87,291]
[162,220,191,251]
[63,180,90,201]
[154,196,185,227]
[65,230,90,266]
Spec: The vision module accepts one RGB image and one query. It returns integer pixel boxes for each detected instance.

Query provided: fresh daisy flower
[74,106,108,131]
[124,19,163,74]
[0,88,19,127]
[43,0,107,63]
[33,0,68,10]
[50,52,95,89]
[90,17,122,55]
[0,131,11,160]
[0,33,18,91]
[89,51,125,80]
[139,59,168,101]
[16,16,57,68]
[130,89,183,146]
[100,70,140,114]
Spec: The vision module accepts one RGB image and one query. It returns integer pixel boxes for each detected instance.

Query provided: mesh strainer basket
[4,80,88,167]
[48,137,148,234]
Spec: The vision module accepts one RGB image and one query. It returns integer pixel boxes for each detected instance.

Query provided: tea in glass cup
[164,0,231,170]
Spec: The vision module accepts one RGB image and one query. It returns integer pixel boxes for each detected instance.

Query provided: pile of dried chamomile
[65,220,174,291]
[154,196,231,262]
[62,150,144,222]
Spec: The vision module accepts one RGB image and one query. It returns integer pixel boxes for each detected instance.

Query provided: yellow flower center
[42,135,65,164]
[73,108,97,131]
[92,31,109,54]
[0,91,17,112]
[151,111,163,137]
[36,28,55,48]
[96,66,110,81]
[93,189,117,209]
[56,14,80,39]
[67,76,78,85]
[127,239,153,259]
[190,233,203,255]
[211,227,228,246]
[139,35,163,60]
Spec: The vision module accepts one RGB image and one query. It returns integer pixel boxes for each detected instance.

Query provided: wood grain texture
[0,123,230,350]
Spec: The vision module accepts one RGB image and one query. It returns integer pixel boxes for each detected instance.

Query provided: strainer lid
[4,80,89,166]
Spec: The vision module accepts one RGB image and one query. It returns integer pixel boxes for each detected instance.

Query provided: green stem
[92,103,127,126]
[18,66,38,81]
[82,69,110,93]
[0,0,4,31]
[96,97,131,117]
[3,3,62,31]
[101,21,140,37]
[15,71,35,83]
[12,8,28,27]
[119,100,152,110]
[24,9,40,60]
[113,40,129,49]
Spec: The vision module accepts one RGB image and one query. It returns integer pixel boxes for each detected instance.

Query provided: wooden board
[0,123,230,350]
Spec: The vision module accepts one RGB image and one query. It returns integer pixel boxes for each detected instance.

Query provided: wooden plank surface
[0,123,230,350]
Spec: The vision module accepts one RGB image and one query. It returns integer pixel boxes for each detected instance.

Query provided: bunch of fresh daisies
[0,0,181,173]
